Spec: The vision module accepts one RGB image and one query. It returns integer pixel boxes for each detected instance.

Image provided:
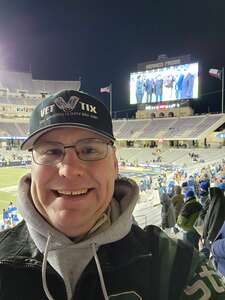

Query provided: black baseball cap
[21,90,115,150]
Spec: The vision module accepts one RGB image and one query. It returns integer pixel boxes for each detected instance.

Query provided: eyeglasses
[31,138,113,165]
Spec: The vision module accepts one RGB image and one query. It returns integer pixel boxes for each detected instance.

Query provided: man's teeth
[58,189,88,196]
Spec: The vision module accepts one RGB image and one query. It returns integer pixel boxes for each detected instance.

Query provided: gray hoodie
[17,174,139,300]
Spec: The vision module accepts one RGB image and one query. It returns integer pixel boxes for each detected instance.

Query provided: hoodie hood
[17,173,139,300]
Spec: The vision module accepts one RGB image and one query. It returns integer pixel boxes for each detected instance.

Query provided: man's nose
[58,148,86,177]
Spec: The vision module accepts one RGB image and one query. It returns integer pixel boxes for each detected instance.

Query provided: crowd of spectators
[1,202,21,230]
[158,159,225,280]
[0,152,31,167]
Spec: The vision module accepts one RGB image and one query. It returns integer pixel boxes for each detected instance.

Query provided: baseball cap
[181,181,188,187]
[21,90,115,150]
[185,190,195,199]
[200,181,209,191]
[218,182,225,190]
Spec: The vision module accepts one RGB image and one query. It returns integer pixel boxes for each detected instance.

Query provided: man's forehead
[37,126,109,142]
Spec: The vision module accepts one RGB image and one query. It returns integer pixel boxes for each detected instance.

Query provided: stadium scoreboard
[130,54,199,118]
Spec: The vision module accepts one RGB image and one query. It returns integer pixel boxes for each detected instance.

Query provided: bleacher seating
[0,113,224,143]
[32,80,80,94]
[138,118,174,139]
[0,70,80,95]
[0,95,41,106]
[117,147,225,167]
[0,70,32,92]
[113,114,225,140]
[0,121,28,137]
[187,114,223,138]
[114,119,150,139]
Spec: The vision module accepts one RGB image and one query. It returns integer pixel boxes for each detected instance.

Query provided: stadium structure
[0,57,225,171]
[0,69,80,166]
[116,54,225,170]
[0,59,225,230]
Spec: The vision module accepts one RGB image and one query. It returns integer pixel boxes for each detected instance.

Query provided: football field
[0,167,30,211]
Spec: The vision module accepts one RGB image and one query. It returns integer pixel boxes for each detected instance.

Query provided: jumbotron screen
[130,62,199,104]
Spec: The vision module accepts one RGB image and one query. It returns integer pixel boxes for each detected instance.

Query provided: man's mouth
[55,188,91,197]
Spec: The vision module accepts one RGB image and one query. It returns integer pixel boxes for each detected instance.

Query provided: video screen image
[130,62,199,104]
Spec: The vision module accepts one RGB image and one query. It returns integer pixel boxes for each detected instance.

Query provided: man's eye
[83,147,97,154]
[45,148,63,156]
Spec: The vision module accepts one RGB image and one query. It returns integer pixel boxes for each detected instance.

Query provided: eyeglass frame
[29,138,114,166]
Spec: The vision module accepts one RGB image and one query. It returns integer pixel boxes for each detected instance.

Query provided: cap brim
[21,123,115,150]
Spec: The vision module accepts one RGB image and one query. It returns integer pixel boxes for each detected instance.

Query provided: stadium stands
[0,69,81,143]
[138,118,174,139]
[187,114,223,138]
[0,69,224,174]
[0,70,32,92]
[113,114,225,140]
[117,147,225,168]
[0,70,80,94]
[32,80,80,94]
[114,119,149,139]
[0,120,28,137]
[0,95,41,106]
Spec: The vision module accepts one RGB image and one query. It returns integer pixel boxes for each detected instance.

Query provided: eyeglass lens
[32,139,110,165]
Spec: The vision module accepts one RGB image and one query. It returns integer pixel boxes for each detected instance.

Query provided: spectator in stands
[171,185,184,221]
[199,181,210,206]
[139,179,146,192]
[181,181,189,195]
[166,179,176,197]
[0,90,225,299]
[217,180,225,194]
[177,190,202,249]
[159,190,176,232]
[7,201,17,225]
[2,209,9,229]
[187,175,195,192]
[11,213,19,227]
[7,201,13,218]
[144,175,152,190]
[7,201,16,217]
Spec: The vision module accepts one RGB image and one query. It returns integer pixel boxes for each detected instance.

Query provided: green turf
[0,191,17,211]
[0,167,30,212]
[0,167,30,188]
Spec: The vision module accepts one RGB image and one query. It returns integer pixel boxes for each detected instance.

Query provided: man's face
[30,127,118,237]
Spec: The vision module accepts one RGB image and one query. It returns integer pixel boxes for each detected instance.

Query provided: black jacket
[203,187,225,242]
[0,221,224,300]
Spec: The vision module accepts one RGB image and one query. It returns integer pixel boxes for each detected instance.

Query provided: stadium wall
[136,106,193,118]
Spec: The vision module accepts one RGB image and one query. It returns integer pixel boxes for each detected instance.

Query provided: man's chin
[48,212,92,237]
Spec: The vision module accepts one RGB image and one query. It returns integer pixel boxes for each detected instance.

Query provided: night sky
[0,0,225,116]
